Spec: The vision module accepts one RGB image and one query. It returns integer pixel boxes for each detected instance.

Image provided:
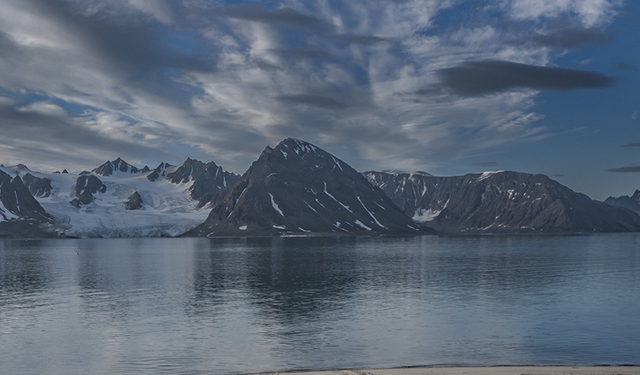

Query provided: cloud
[267,49,333,60]
[332,34,393,45]
[0,99,177,172]
[608,166,640,173]
[506,0,625,27]
[0,0,630,177]
[277,94,349,110]
[509,25,613,49]
[472,161,498,167]
[438,60,615,96]
[633,111,639,120]
[217,4,330,31]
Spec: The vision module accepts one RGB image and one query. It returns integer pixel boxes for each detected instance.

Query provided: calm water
[1,235,639,375]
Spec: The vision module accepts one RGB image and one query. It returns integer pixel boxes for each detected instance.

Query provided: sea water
[1,234,639,374]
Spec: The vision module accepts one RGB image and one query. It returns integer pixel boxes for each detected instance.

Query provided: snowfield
[2,163,211,238]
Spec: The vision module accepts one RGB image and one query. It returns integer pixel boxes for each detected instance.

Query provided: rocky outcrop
[125,191,143,210]
[364,170,640,233]
[70,175,107,207]
[188,138,430,237]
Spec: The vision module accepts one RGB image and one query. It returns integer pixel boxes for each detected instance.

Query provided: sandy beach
[254,367,640,375]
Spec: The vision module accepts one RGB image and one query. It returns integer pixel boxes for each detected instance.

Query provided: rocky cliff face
[188,138,429,237]
[364,170,640,233]
[0,170,51,223]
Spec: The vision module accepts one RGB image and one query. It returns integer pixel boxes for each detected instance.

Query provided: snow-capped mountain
[604,190,640,214]
[2,157,239,238]
[364,170,640,233]
[188,138,430,237]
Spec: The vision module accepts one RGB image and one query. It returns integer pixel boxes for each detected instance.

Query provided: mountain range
[2,138,640,238]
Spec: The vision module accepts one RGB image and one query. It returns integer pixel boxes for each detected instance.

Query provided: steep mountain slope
[364,170,640,233]
[0,168,54,238]
[189,138,428,237]
[604,190,640,214]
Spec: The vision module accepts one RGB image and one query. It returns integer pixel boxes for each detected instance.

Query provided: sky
[0,0,639,200]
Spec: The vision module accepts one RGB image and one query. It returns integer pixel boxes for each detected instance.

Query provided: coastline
[249,367,640,375]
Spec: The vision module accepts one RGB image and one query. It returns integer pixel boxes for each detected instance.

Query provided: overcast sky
[0,0,639,200]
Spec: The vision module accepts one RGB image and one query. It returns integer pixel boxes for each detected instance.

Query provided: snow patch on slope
[269,193,284,216]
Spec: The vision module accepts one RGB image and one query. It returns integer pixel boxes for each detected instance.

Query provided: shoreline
[248,366,640,375]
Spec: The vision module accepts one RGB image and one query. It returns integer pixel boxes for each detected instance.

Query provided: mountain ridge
[364,170,640,233]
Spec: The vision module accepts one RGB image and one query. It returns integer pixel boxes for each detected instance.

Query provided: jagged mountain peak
[93,157,141,176]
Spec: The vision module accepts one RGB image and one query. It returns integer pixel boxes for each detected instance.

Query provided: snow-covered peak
[477,170,506,181]
[277,138,319,156]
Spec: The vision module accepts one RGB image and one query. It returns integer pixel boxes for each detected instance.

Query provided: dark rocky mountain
[604,190,640,214]
[22,173,53,198]
[188,138,429,237]
[364,170,640,233]
[93,157,141,176]
[0,169,51,223]
[70,175,107,207]
[155,158,240,207]
[125,191,143,210]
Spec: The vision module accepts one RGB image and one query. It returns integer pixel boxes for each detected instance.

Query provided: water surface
[1,235,639,374]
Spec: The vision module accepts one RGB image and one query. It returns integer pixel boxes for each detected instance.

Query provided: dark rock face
[604,190,640,214]
[151,159,240,207]
[125,191,143,210]
[22,173,53,198]
[93,157,140,176]
[146,162,172,182]
[0,170,51,223]
[364,170,640,233]
[71,175,107,206]
[189,138,429,237]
